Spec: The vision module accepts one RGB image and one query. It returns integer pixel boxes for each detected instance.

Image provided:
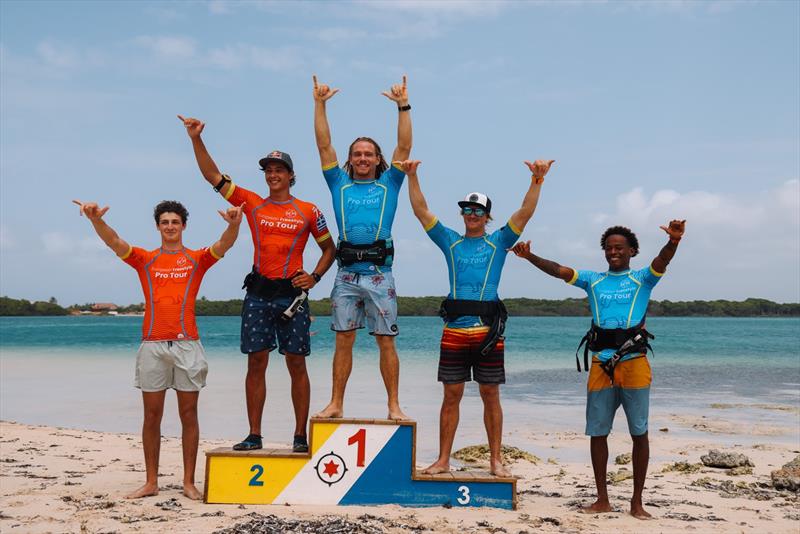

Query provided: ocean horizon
[2,316,798,461]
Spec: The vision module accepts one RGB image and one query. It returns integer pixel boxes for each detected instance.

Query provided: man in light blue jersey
[312,75,412,420]
[511,220,686,519]
[404,158,555,477]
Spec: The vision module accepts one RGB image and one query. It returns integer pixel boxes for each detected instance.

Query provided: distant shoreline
[2,295,798,317]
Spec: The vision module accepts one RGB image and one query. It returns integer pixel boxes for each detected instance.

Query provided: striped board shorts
[586,354,652,437]
[437,326,505,385]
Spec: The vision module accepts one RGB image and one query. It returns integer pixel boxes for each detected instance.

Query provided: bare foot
[420,461,450,475]
[630,503,653,520]
[387,408,410,421]
[579,500,614,514]
[490,462,513,478]
[313,403,343,419]
[125,483,159,499]
[183,483,203,501]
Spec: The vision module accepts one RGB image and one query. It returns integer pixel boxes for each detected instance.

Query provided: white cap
[457,192,492,213]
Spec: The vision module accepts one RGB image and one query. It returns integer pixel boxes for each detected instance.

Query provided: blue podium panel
[204,418,516,509]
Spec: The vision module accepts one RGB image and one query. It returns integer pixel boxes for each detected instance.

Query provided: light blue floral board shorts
[330,269,398,336]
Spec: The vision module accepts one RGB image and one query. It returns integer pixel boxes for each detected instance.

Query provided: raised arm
[72,200,130,257]
[177,115,231,197]
[510,240,575,283]
[397,160,435,228]
[210,204,244,257]
[651,219,686,274]
[383,75,412,162]
[508,159,555,233]
[312,75,339,168]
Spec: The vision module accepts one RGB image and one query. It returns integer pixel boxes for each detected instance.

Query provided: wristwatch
[310,273,322,283]
[214,174,231,193]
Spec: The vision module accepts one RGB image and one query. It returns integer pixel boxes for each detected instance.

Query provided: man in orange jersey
[73,199,243,500]
[178,115,337,453]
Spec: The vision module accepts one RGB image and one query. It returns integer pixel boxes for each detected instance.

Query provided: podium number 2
[347,428,366,467]
[457,485,470,504]
[249,464,265,486]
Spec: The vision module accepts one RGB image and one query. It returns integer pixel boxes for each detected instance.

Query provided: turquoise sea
[2,316,799,460]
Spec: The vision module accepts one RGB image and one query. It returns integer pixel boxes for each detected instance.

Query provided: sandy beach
[2,407,798,534]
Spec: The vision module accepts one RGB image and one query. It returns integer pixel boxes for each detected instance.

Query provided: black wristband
[398,104,411,112]
[310,273,321,283]
[213,174,231,193]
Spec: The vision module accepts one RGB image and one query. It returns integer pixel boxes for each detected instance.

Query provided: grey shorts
[135,340,208,392]
[330,269,399,336]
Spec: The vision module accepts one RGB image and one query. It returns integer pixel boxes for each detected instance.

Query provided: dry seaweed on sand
[452,444,540,464]
[661,461,703,474]
[213,513,426,534]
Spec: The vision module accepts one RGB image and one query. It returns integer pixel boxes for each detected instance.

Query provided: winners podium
[204,418,516,509]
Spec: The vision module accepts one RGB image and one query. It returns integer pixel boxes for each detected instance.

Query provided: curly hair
[343,137,388,178]
[600,225,639,256]
[154,200,189,225]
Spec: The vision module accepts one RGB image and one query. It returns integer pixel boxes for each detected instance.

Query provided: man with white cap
[401,158,555,477]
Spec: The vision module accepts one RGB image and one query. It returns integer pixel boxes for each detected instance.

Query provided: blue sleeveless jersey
[323,162,405,274]
[568,266,664,361]
[426,218,521,328]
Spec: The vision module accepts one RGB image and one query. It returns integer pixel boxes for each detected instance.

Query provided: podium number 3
[347,428,366,467]
[457,485,470,504]
[249,464,265,486]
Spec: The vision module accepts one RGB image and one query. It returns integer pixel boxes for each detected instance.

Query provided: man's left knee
[375,335,397,350]
[285,354,308,376]
[478,383,500,401]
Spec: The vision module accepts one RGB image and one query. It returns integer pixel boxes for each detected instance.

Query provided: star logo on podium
[314,452,348,486]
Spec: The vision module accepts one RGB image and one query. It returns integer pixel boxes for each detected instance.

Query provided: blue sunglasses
[461,206,486,217]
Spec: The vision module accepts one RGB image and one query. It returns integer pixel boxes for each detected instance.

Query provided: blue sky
[1,0,798,305]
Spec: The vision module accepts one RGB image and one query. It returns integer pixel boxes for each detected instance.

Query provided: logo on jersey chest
[258,213,303,231]
[152,264,193,280]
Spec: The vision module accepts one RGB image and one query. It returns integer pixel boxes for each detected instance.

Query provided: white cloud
[42,232,108,257]
[134,35,197,61]
[601,181,800,232]
[316,27,370,43]
[356,0,508,16]
[34,41,105,70]
[36,41,80,68]
[209,0,232,14]
[208,44,303,71]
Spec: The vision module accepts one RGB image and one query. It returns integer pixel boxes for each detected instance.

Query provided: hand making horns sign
[72,200,109,221]
[524,159,556,180]
[660,219,686,241]
[218,203,244,225]
[392,159,421,174]
[177,115,205,138]
[312,75,339,102]
[381,75,408,104]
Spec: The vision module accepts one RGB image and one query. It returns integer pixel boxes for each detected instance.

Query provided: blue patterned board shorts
[240,292,311,356]
[330,269,398,336]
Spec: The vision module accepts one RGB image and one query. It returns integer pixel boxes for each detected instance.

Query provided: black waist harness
[336,240,394,267]
[439,299,508,356]
[242,267,301,299]
[575,322,654,380]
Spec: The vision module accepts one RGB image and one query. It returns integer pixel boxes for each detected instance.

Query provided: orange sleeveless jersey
[225,184,331,279]
[122,246,220,341]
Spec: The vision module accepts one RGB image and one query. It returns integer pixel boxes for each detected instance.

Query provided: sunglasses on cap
[461,206,487,217]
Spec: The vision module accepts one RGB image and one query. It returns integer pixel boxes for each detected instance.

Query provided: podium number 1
[347,428,366,467]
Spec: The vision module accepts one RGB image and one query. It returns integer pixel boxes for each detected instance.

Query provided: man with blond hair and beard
[312,75,412,420]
